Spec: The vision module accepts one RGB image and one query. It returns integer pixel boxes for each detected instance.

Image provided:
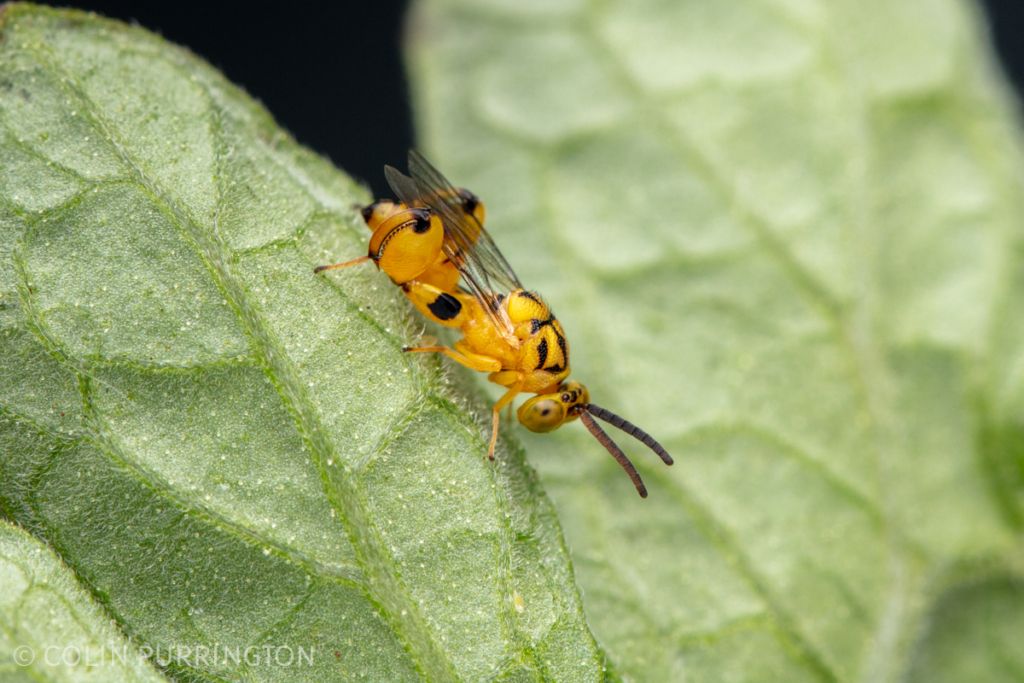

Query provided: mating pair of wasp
[316,152,672,497]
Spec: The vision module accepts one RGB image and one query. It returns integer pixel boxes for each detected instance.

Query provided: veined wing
[384,150,522,340]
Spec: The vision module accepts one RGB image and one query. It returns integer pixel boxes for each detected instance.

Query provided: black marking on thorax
[547,323,568,373]
[360,202,379,223]
[535,338,549,370]
[457,188,479,215]
[531,322,568,373]
[530,317,553,334]
[411,208,432,233]
[428,292,462,321]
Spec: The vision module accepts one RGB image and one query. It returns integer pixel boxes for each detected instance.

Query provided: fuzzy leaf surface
[0,520,166,682]
[0,5,604,681]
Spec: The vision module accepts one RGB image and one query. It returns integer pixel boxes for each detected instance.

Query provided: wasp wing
[406,150,523,293]
[385,151,522,340]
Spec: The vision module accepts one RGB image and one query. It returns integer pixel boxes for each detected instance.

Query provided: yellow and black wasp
[315,151,672,496]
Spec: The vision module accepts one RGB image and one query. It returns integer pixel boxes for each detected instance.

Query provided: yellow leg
[403,345,502,373]
[488,370,520,387]
[489,379,524,461]
[314,255,370,274]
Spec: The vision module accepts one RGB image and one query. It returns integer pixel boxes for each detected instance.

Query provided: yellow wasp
[316,151,672,496]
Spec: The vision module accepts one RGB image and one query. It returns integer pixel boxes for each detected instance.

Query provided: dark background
[32,1,1024,195]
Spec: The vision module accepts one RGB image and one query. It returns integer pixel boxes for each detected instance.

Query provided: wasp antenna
[579,410,648,498]
[584,404,674,466]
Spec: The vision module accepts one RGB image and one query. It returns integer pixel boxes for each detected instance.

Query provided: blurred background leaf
[408,0,1024,680]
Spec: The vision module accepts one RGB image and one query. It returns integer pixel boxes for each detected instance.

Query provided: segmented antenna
[579,410,648,498]
[585,404,674,466]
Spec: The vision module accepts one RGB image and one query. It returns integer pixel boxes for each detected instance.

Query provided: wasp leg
[403,345,502,373]
[314,255,371,274]
[488,370,520,386]
[489,378,524,461]
[490,369,524,423]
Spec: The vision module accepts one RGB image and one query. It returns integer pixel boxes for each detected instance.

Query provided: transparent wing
[384,150,522,339]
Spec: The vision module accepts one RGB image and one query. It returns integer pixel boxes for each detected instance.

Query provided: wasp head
[517,381,589,433]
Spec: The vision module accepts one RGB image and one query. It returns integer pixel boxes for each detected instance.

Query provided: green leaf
[409,0,1024,680]
[0,519,165,682]
[0,5,605,681]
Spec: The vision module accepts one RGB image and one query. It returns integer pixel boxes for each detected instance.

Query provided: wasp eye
[518,396,566,433]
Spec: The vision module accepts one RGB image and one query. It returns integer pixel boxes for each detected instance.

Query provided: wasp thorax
[369,208,443,285]
[506,290,550,324]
